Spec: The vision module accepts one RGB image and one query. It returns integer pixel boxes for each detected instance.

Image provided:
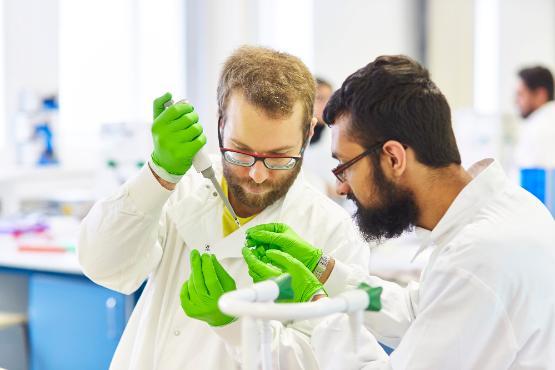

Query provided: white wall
[0,0,5,151]
[473,0,555,115]
[58,0,186,167]
[428,0,475,110]
[1,0,59,163]
[498,0,555,114]
[257,0,314,69]
[313,0,420,89]
[474,0,500,114]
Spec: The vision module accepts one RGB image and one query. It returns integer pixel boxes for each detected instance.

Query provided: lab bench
[0,239,135,370]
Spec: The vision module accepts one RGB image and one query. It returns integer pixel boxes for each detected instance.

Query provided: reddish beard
[222,160,302,211]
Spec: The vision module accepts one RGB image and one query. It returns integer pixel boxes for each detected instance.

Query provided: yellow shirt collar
[221,177,257,237]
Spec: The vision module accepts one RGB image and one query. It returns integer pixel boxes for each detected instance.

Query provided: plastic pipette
[164,99,241,227]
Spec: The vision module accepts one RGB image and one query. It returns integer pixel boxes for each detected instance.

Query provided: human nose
[336,179,351,196]
[249,160,269,184]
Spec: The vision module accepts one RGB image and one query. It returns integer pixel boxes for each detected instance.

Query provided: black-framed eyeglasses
[218,119,309,170]
[332,141,385,183]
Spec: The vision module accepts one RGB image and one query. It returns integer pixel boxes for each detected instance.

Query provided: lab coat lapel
[207,199,285,258]
[166,168,306,260]
[169,194,282,259]
[166,177,224,255]
[209,171,307,258]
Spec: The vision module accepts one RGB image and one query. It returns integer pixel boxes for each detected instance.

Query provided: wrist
[148,161,177,190]
[149,156,185,184]
[313,255,335,284]
[307,248,324,272]
[209,315,237,327]
[311,291,327,302]
[311,294,327,302]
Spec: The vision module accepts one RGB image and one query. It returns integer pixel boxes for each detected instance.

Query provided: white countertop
[0,223,428,281]
[0,236,82,275]
[367,231,430,284]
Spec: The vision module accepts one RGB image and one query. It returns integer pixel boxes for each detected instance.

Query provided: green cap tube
[272,274,294,301]
[357,282,383,312]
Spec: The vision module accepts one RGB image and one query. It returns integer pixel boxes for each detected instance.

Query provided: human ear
[382,140,407,178]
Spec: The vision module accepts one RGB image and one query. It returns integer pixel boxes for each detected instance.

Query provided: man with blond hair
[78,46,369,369]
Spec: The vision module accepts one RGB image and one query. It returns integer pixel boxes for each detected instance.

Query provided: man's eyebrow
[230,139,296,154]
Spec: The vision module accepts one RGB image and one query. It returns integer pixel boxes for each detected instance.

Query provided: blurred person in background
[312,78,333,144]
[515,66,555,168]
[303,77,339,198]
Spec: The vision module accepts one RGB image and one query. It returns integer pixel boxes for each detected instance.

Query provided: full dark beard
[349,159,419,243]
[222,159,302,212]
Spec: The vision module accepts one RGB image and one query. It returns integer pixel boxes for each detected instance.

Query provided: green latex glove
[246,223,323,272]
[242,246,283,283]
[242,247,324,303]
[180,249,236,326]
[151,92,207,176]
[250,244,272,264]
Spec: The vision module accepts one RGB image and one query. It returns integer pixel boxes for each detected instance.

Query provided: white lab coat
[78,159,369,370]
[312,159,555,370]
[303,127,337,193]
[515,101,555,168]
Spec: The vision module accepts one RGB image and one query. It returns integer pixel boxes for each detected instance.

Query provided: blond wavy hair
[217,46,315,134]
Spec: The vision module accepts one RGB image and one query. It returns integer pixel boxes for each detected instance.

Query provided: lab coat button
[212,192,217,197]
[174,330,180,336]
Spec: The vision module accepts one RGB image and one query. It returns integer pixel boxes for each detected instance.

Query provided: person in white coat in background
[515,66,555,168]
[245,55,555,369]
[78,46,369,370]
[303,77,338,196]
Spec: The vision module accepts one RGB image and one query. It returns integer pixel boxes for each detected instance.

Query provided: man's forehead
[228,89,299,116]
[331,115,366,157]
[317,84,332,96]
[223,100,306,153]
[516,79,530,92]
[330,112,356,137]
